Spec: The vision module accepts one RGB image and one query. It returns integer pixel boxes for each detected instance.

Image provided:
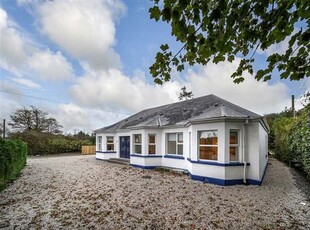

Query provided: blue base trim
[187,158,250,166]
[164,155,185,160]
[189,173,244,186]
[130,154,162,158]
[247,161,269,186]
[96,151,116,154]
[130,164,157,169]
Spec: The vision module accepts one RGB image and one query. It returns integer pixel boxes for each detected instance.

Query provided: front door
[120,136,130,158]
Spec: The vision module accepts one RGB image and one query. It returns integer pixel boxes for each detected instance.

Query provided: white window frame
[148,134,156,154]
[198,130,218,161]
[106,136,114,151]
[98,136,102,151]
[133,134,142,154]
[166,133,183,155]
[229,130,239,162]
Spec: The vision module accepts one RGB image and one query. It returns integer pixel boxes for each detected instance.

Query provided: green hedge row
[273,104,310,178]
[11,131,92,155]
[0,138,27,191]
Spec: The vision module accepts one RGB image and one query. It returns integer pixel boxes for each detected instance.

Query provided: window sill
[164,155,185,160]
[96,151,116,154]
[130,154,162,158]
[187,158,250,166]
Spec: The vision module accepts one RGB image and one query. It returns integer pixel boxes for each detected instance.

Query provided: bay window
[106,136,114,151]
[148,134,156,154]
[199,131,218,160]
[229,130,239,161]
[166,133,183,155]
[134,134,142,154]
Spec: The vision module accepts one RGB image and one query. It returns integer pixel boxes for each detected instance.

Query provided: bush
[0,138,27,191]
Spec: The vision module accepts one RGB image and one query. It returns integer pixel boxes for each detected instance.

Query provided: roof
[95,94,266,133]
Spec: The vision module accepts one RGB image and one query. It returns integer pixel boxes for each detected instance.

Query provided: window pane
[149,134,155,144]
[134,145,141,154]
[107,144,114,151]
[149,145,156,154]
[199,146,218,160]
[167,140,176,154]
[177,144,183,155]
[199,131,218,145]
[230,147,238,161]
[98,136,102,143]
[107,136,113,143]
[168,133,176,141]
[177,133,183,143]
[134,134,141,143]
[230,131,238,144]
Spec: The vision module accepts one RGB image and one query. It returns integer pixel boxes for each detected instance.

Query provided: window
[166,133,183,155]
[148,134,156,154]
[134,134,142,154]
[106,136,114,151]
[199,131,218,160]
[229,130,239,161]
[98,136,102,151]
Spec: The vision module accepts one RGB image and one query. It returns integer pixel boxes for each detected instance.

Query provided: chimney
[292,95,296,118]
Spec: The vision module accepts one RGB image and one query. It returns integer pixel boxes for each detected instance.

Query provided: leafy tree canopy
[149,0,310,84]
[9,105,62,134]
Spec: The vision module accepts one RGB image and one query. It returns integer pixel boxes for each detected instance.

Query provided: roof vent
[125,119,128,122]
[159,112,163,115]
[183,109,187,112]
[139,117,143,119]
[214,103,219,106]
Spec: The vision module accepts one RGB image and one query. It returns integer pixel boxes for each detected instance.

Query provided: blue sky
[1,0,309,133]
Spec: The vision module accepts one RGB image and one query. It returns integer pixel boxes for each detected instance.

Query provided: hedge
[10,131,92,155]
[0,138,27,191]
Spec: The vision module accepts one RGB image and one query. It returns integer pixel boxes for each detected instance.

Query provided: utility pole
[3,119,5,139]
[291,95,296,118]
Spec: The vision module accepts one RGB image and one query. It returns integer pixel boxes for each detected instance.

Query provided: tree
[149,0,310,84]
[178,86,194,100]
[9,106,62,134]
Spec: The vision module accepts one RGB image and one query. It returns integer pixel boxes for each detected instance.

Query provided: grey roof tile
[95,94,262,133]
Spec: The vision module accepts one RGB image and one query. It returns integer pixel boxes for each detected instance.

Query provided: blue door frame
[120,136,130,158]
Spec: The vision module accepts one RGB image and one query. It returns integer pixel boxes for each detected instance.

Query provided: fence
[81,145,96,155]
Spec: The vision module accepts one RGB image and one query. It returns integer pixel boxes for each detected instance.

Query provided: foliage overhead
[179,86,194,100]
[149,0,310,84]
[9,106,62,134]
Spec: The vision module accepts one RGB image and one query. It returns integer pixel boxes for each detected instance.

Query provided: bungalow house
[95,94,269,186]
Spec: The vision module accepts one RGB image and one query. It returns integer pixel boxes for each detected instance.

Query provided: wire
[0,89,132,115]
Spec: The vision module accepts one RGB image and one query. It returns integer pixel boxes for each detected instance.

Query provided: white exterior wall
[95,119,268,185]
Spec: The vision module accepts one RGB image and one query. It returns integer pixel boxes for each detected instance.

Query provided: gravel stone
[0,155,309,229]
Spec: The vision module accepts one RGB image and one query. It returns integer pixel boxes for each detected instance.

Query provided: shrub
[0,138,27,191]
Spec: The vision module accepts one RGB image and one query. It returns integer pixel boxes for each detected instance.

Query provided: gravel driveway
[0,155,309,229]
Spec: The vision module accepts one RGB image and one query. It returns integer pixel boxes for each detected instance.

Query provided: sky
[0,0,309,134]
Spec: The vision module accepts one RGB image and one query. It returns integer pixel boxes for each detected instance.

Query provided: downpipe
[243,119,249,185]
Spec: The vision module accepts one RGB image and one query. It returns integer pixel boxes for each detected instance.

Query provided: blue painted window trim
[130,154,162,158]
[96,151,116,154]
[187,158,250,166]
[130,164,157,169]
[164,155,185,160]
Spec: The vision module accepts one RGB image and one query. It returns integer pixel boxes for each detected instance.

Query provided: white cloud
[185,60,290,115]
[0,8,27,73]
[70,68,180,113]
[27,49,74,81]
[52,103,127,133]
[10,77,41,89]
[37,0,125,70]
